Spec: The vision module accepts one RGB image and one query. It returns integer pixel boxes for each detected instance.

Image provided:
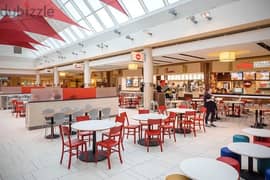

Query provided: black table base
[175,128,191,134]
[138,138,160,146]
[45,134,60,139]
[240,170,264,180]
[79,150,107,162]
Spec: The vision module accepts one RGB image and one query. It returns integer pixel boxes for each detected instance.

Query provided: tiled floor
[0,109,269,180]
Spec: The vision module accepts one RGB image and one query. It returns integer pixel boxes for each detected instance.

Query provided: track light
[143,30,153,36]
[125,35,134,41]
[96,43,109,49]
[114,29,121,35]
[78,43,84,47]
[168,9,177,16]
[187,16,198,24]
[201,11,212,20]
[72,52,78,56]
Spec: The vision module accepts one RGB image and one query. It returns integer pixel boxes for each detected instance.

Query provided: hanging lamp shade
[128,63,138,70]
[219,51,236,62]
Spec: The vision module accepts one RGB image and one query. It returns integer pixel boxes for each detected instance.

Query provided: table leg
[240,157,264,180]
[175,113,191,134]
[68,114,76,135]
[79,131,107,162]
[45,117,59,139]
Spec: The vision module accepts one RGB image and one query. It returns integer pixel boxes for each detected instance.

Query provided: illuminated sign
[131,52,144,62]
[236,62,253,69]
[254,61,270,68]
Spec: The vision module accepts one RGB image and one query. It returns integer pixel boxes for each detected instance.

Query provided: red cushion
[217,156,240,173]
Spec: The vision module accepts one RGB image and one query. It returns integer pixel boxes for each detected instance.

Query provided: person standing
[204,89,217,127]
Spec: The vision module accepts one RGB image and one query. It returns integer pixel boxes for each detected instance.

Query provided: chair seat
[78,131,93,136]
[64,139,86,147]
[217,156,240,173]
[145,130,161,136]
[161,124,173,129]
[125,124,139,129]
[97,139,118,148]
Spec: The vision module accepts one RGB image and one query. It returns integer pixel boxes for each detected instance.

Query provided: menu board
[231,72,243,80]
[256,72,269,80]
[243,72,255,80]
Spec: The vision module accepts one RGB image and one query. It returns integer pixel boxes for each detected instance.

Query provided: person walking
[204,89,217,127]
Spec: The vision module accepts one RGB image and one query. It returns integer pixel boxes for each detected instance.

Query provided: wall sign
[253,61,270,68]
[236,62,253,69]
[131,52,144,62]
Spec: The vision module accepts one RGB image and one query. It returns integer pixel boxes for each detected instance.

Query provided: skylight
[121,0,145,18]
[96,8,115,28]
[86,0,103,11]
[107,6,128,24]
[73,0,91,16]
[87,15,103,32]
[65,2,82,21]
[143,0,165,12]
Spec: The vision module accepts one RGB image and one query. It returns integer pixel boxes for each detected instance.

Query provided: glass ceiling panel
[96,8,114,28]
[143,0,165,12]
[60,0,69,4]
[78,20,94,36]
[86,0,103,11]
[87,15,103,32]
[107,6,128,24]
[59,31,72,44]
[71,25,86,39]
[72,0,91,16]
[121,0,145,18]
[168,0,180,4]
[65,2,82,21]
[64,28,77,41]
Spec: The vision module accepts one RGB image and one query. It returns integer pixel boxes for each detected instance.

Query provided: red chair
[178,105,188,109]
[120,112,140,144]
[59,125,87,169]
[15,101,25,118]
[76,115,92,144]
[216,156,240,179]
[144,119,163,152]
[161,112,177,142]
[158,105,167,115]
[138,109,150,139]
[95,125,123,169]
[194,107,206,132]
[253,136,270,147]
[11,99,18,115]
[182,111,196,137]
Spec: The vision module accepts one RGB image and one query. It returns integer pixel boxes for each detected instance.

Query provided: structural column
[35,72,40,86]
[143,47,153,109]
[53,66,59,87]
[84,60,91,88]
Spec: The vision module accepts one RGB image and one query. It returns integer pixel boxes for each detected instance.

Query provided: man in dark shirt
[204,89,217,127]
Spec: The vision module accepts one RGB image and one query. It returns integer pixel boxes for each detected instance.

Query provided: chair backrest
[138,109,150,114]
[197,107,206,119]
[115,115,125,125]
[158,105,167,115]
[147,119,162,130]
[108,125,122,142]
[59,125,71,145]
[179,105,188,109]
[184,111,196,120]
[88,108,99,120]
[76,115,90,122]
[72,110,85,120]
[165,112,176,126]
[120,112,129,126]
[101,108,111,119]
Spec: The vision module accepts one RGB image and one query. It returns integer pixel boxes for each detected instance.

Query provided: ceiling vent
[14,46,22,54]
[257,42,270,52]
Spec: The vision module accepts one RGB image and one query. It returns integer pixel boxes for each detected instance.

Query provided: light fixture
[59,72,66,77]
[143,30,153,36]
[96,43,108,48]
[113,29,121,35]
[201,11,212,20]
[125,35,134,41]
[187,16,198,24]
[168,9,177,16]
[128,63,138,70]
[219,51,236,62]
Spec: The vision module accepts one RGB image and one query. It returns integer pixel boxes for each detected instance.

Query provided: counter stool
[233,134,250,143]
[216,156,240,174]
[257,159,270,174]
[220,147,241,167]
[43,109,60,139]
[165,174,190,180]
[266,168,270,180]
[101,107,111,119]
[88,108,99,120]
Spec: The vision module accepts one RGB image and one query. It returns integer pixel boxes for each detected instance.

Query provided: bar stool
[101,107,111,119]
[88,108,99,120]
[61,107,77,135]
[165,174,190,180]
[43,109,59,139]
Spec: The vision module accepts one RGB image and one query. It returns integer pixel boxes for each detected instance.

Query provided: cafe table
[228,142,270,180]
[132,113,167,146]
[180,157,239,180]
[167,108,195,134]
[72,119,116,162]
[223,100,244,117]
[242,128,270,138]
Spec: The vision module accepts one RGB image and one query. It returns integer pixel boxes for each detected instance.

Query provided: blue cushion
[233,134,250,143]
[220,147,241,167]
[266,168,270,180]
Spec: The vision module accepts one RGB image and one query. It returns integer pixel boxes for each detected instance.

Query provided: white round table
[228,142,270,179]
[167,108,195,134]
[72,119,116,162]
[180,157,239,180]
[242,128,270,138]
[132,113,167,146]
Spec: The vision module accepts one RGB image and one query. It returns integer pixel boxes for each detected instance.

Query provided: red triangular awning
[100,0,127,15]
[0,41,36,49]
[0,15,64,41]
[0,0,79,26]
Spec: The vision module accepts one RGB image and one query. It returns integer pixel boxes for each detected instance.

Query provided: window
[108,6,128,24]
[65,2,82,21]
[64,28,77,41]
[86,0,102,11]
[73,0,91,16]
[121,0,145,18]
[71,26,86,39]
[78,20,94,36]
[143,0,165,12]
[59,31,72,44]
[87,15,103,32]
[96,8,114,28]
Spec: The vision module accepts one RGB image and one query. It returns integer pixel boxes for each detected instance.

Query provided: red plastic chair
[144,119,163,152]
[138,109,150,139]
[253,136,270,147]
[95,125,123,169]
[182,111,196,137]
[178,105,188,109]
[11,99,18,115]
[161,112,177,142]
[59,125,87,169]
[194,107,206,132]
[15,101,25,118]
[76,115,92,144]
[158,105,167,115]
[120,112,140,144]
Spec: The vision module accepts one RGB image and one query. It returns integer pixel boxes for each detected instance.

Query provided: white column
[35,72,40,86]
[53,67,59,87]
[84,60,91,88]
[143,48,153,109]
